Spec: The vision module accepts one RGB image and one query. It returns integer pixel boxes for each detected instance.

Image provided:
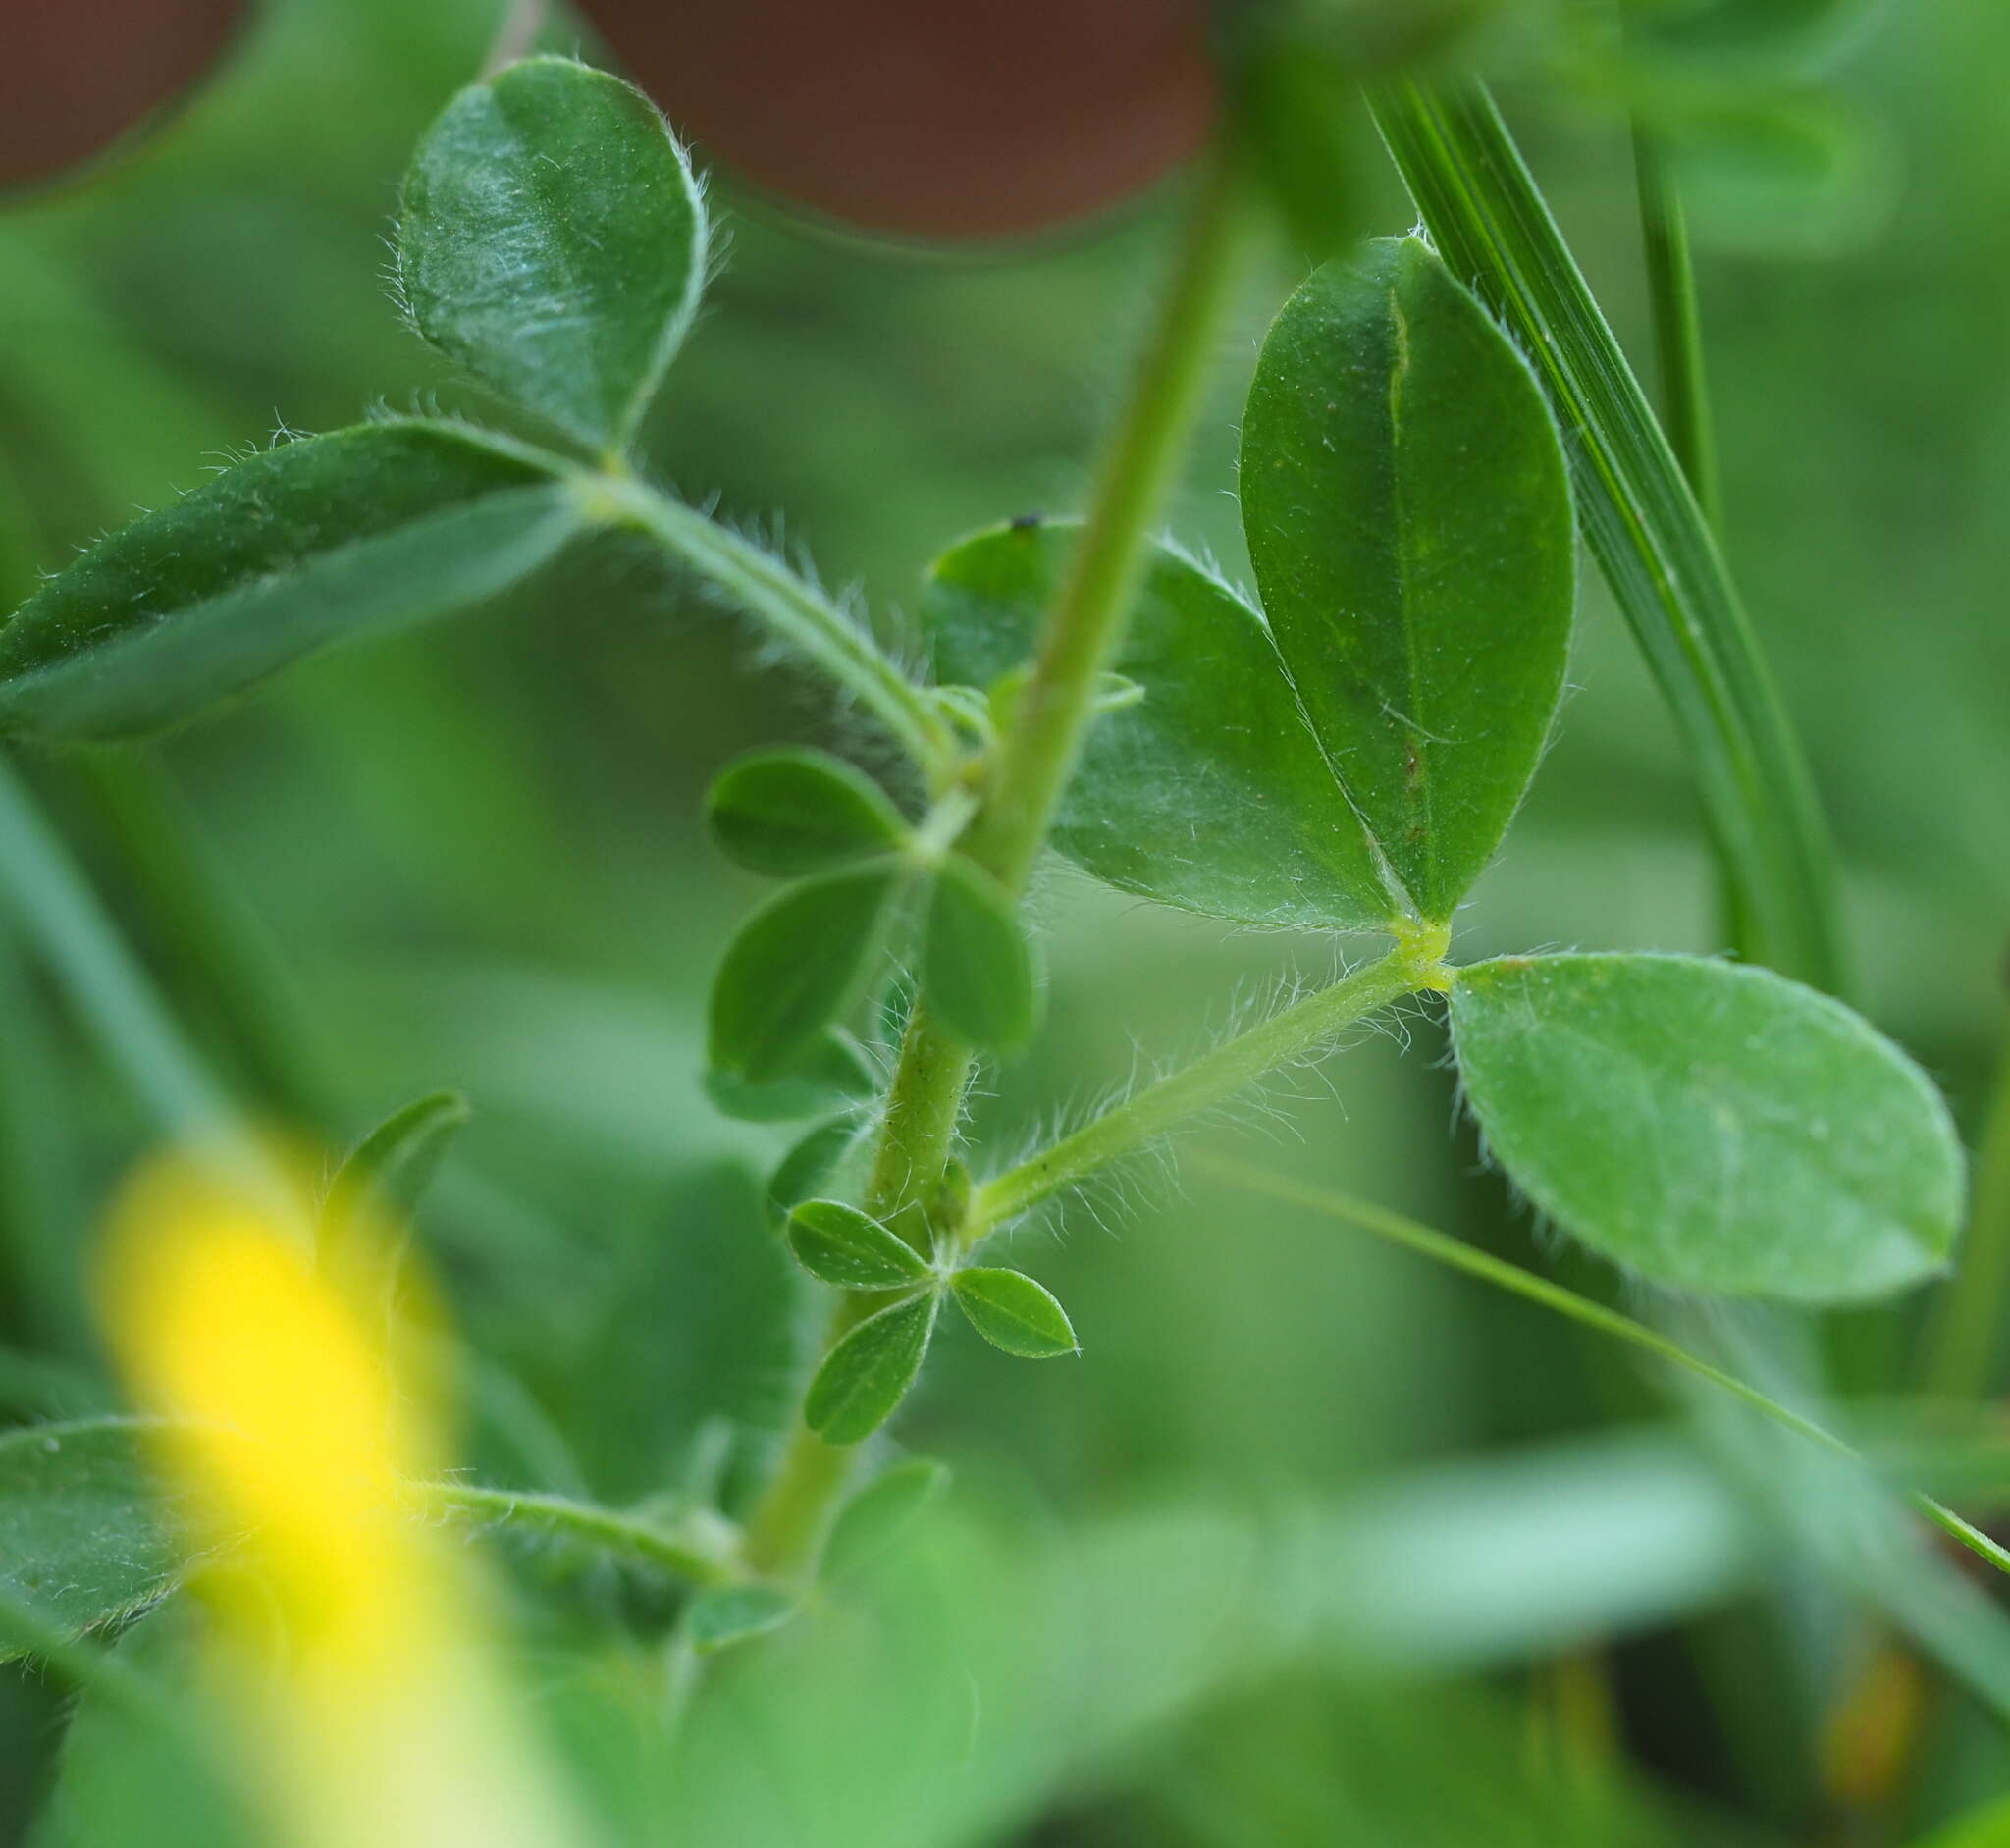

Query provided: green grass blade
[1633,126,1722,533]
[0,757,234,1140]
[1368,79,1844,992]
[1188,1155,2005,1574]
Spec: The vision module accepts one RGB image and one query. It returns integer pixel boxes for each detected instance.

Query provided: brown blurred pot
[573,0,1218,240]
[0,0,249,191]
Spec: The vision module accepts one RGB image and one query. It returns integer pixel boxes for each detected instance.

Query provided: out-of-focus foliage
[0,0,2007,1843]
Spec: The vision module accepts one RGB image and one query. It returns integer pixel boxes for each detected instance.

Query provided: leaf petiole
[414,1481,746,1587]
[967,939,1443,1243]
[604,474,959,783]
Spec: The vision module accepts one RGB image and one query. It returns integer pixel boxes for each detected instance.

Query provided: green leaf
[708,863,907,1085]
[804,1293,937,1445]
[704,1030,877,1123]
[786,1199,931,1290]
[320,1089,469,1260]
[926,524,1384,928]
[706,748,909,878]
[1369,80,1843,990]
[821,1456,950,1579]
[0,423,580,740]
[685,1583,798,1654]
[766,1116,866,1224]
[1241,235,1576,924]
[397,57,708,453]
[0,1419,181,1663]
[922,856,1040,1052]
[950,1268,1079,1359]
[1449,953,1965,1303]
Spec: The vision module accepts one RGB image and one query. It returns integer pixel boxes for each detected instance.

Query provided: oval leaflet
[1449,953,1965,1303]
[398,57,709,453]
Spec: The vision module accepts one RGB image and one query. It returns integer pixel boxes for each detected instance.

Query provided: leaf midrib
[1384,275,1435,919]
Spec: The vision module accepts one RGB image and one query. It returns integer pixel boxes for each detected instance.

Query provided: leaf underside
[706,747,908,878]
[708,862,905,1085]
[0,422,578,740]
[0,1419,182,1662]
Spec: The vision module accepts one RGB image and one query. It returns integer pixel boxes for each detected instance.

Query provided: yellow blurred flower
[98,1150,589,1848]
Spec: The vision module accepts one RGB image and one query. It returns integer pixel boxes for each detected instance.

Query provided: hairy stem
[419,1481,743,1587]
[741,1010,973,1578]
[969,943,1441,1242]
[1370,79,1843,994]
[741,152,1248,1579]
[960,149,1248,893]
[610,478,957,784]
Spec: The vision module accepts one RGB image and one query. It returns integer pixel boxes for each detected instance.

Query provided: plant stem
[741,152,1248,1579]
[863,1008,978,1240]
[610,478,957,784]
[482,0,547,75]
[741,1012,974,1578]
[1922,1003,2010,1400]
[736,1348,860,1577]
[959,145,1249,894]
[1187,1154,2010,1583]
[418,1481,743,1586]
[969,944,1440,1241]
[1369,79,1844,995]
[1632,128,1720,533]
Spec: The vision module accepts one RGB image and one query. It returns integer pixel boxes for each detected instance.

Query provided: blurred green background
[1,2,2007,1844]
